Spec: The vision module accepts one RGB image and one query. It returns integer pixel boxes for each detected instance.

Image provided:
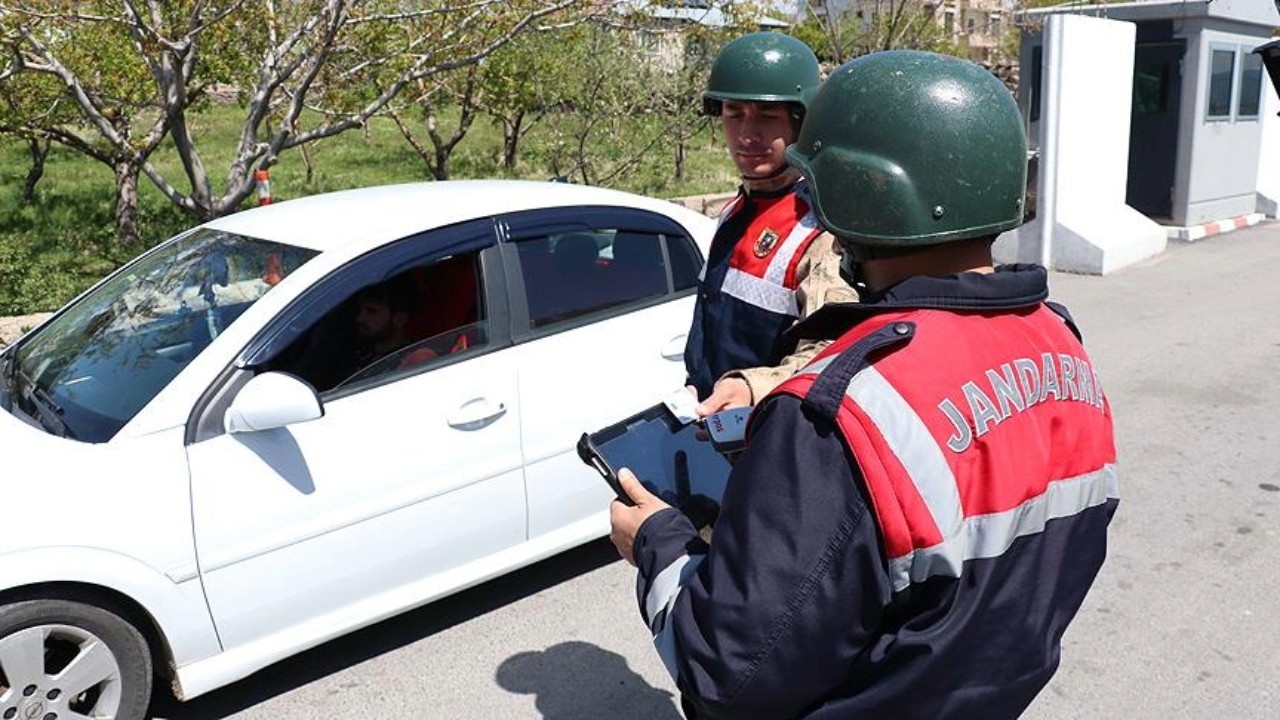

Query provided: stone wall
[0,313,51,348]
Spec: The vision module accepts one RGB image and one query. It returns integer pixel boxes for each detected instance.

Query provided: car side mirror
[224,372,323,434]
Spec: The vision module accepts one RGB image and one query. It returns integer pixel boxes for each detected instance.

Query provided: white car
[0,180,713,719]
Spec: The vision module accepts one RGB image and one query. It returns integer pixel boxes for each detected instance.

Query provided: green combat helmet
[703,32,821,118]
[785,50,1027,250]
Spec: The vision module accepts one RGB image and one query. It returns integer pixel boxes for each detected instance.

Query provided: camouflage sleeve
[724,233,858,402]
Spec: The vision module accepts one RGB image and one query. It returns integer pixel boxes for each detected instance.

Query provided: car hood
[0,400,71,455]
[0,403,118,542]
[0,404,196,568]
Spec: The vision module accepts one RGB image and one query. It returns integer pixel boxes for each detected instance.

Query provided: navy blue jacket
[635,265,1119,719]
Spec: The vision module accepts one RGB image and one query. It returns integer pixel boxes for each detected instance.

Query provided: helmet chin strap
[741,165,804,195]
[839,253,869,295]
[740,163,793,182]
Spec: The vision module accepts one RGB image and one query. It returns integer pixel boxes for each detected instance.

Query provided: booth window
[1207,48,1235,119]
[1238,51,1263,118]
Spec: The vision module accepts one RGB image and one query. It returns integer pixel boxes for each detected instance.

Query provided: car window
[7,230,315,442]
[667,234,701,291]
[516,229,671,328]
[267,250,487,393]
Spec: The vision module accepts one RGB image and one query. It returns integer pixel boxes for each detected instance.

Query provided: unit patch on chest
[753,228,780,258]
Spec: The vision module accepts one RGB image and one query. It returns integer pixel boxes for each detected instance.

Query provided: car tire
[0,599,153,720]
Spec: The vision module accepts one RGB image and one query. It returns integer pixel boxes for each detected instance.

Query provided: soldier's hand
[696,376,752,417]
[609,468,672,566]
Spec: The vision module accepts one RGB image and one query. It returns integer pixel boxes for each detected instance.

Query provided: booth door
[1127,41,1185,219]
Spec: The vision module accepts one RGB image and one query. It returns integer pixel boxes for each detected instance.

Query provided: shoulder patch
[753,228,780,258]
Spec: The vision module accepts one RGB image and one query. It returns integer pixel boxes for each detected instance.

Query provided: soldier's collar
[789,265,1050,341]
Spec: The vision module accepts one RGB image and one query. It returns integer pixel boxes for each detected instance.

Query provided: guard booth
[1021,0,1280,226]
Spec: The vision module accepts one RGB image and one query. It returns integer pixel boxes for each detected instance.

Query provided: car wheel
[0,599,152,720]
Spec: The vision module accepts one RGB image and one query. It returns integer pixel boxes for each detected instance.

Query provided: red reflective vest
[685,183,825,396]
[712,187,823,314]
[763,304,1118,593]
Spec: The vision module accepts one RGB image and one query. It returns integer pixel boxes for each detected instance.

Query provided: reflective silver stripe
[721,267,799,316]
[644,553,705,628]
[644,553,705,683]
[793,345,1119,592]
[850,366,966,543]
[654,617,683,682]
[799,354,836,378]
[885,463,1119,592]
[850,366,1120,592]
[763,211,820,286]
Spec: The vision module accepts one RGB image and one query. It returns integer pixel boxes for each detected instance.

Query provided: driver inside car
[350,277,437,373]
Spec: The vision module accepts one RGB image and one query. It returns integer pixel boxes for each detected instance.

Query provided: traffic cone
[254,169,273,205]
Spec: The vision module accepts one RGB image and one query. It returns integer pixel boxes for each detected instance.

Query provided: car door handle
[447,398,507,429]
[661,334,687,360]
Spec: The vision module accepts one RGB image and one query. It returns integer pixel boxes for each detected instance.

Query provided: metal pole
[1038,14,1063,269]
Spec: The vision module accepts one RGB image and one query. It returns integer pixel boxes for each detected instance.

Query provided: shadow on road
[149,538,622,719]
[496,641,682,720]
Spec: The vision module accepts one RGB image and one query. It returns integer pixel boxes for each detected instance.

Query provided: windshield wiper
[14,366,75,439]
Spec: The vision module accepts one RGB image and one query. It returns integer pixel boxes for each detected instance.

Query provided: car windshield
[5,229,316,443]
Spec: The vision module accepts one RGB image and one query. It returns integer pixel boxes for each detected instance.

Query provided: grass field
[0,104,737,314]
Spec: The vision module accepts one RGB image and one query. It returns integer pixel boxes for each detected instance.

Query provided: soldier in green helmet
[681,31,853,418]
[612,51,1118,719]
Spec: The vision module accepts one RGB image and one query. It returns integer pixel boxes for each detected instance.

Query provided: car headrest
[553,234,600,276]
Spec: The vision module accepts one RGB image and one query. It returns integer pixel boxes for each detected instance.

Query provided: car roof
[203,179,710,253]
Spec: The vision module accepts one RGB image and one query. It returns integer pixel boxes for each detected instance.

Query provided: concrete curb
[1164,213,1265,242]
[669,191,736,218]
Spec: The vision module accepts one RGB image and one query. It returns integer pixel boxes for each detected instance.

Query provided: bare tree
[538,21,671,187]
[796,0,959,62]
[476,28,566,171]
[0,6,177,242]
[0,74,59,204]
[388,66,482,181]
[640,1,760,182]
[0,0,582,245]
[537,1,756,189]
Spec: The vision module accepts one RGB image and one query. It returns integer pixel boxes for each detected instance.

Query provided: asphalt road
[151,222,1280,719]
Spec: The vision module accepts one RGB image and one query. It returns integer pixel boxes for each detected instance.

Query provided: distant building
[940,0,1014,64]
[621,1,790,73]
[801,0,1016,64]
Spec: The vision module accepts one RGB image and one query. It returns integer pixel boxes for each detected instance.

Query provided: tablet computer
[578,403,731,526]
